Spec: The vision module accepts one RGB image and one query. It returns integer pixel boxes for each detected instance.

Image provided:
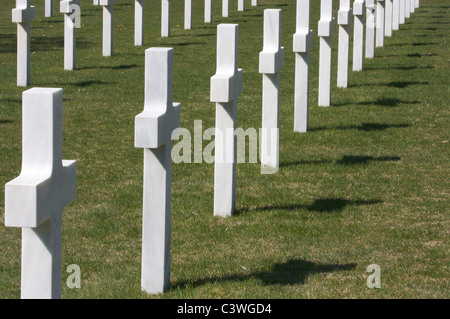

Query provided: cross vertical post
[94,0,116,56]
[318,0,335,107]
[223,0,229,17]
[392,0,400,30]
[205,0,212,23]
[185,0,192,29]
[238,0,244,12]
[399,0,406,24]
[376,0,385,47]
[210,24,243,217]
[13,0,35,87]
[409,0,415,13]
[385,0,393,36]
[337,0,352,88]
[353,0,365,71]
[259,9,283,172]
[5,88,76,299]
[365,0,375,58]
[162,0,170,37]
[46,0,53,17]
[135,0,144,45]
[293,0,312,132]
[405,0,410,18]
[135,48,181,294]
[60,0,79,70]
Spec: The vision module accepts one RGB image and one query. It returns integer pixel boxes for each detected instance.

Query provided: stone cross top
[259,9,284,172]
[13,0,35,87]
[337,0,352,88]
[318,0,335,107]
[135,48,180,294]
[5,88,77,299]
[210,24,243,217]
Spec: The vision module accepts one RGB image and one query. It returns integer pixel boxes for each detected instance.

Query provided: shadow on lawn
[173,259,357,288]
[279,155,400,168]
[0,119,14,124]
[79,64,142,71]
[310,122,411,131]
[237,198,383,215]
[334,98,420,107]
[0,34,94,53]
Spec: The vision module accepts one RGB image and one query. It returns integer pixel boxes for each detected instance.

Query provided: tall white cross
[238,0,244,12]
[5,88,76,299]
[135,0,144,45]
[259,9,284,172]
[46,0,53,17]
[399,0,406,25]
[205,0,212,23]
[135,48,180,294]
[223,0,229,17]
[376,0,385,47]
[293,0,312,133]
[353,0,365,71]
[13,0,35,87]
[337,0,352,88]
[60,0,80,70]
[318,0,335,107]
[94,0,116,56]
[161,0,170,37]
[392,0,400,30]
[365,0,376,58]
[185,0,192,29]
[211,24,243,217]
[385,0,393,36]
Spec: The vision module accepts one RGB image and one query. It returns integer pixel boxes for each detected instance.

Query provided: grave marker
[46,0,53,17]
[13,0,35,87]
[5,88,76,299]
[365,0,375,58]
[337,0,352,88]
[399,0,406,24]
[135,0,144,45]
[238,0,244,12]
[259,9,284,170]
[185,0,192,29]
[385,0,393,36]
[210,24,243,217]
[205,0,212,23]
[252,0,258,6]
[60,0,79,70]
[293,0,313,132]
[94,0,116,56]
[392,0,400,30]
[223,0,229,17]
[135,48,180,294]
[405,0,410,18]
[318,0,335,107]
[375,0,385,47]
[353,0,365,71]
[162,0,170,37]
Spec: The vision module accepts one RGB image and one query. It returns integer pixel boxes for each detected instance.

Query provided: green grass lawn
[0,0,448,298]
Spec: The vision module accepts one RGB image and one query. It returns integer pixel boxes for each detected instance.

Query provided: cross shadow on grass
[334,98,420,107]
[172,259,357,289]
[280,155,400,168]
[79,64,141,71]
[310,122,411,131]
[0,119,14,124]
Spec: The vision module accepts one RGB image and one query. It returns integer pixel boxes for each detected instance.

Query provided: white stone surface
[252,0,258,5]
[162,0,170,37]
[205,0,211,23]
[376,0,385,47]
[365,0,375,58]
[135,48,180,294]
[13,0,35,87]
[353,0,365,71]
[238,0,244,11]
[405,0,410,18]
[293,0,312,132]
[318,0,335,107]
[210,24,242,217]
[392,0,400,30]
[135,0,144,45]
[185,0,192,29]
[399,0,405,24]
[5,88,76,299]
[410,0,415,13]
[46,0,52,17]
[385,0,393,36]
[259,9,283,170]
[94,0,116,56]
[223,0,228,17]
[60,0,79,70]
[415,0,419,8]
[337,0,351,88]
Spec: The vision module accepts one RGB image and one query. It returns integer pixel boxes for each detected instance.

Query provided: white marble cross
[210,24,243,217]
[205,0,212,23]
[353,0,365,71]
[399,0,406,25]
[135,48,180,294]
[185,0,192,29]
[60,0,79,70]
[46,0,53,17]
[238,0,244,12]
[405,0,410,18]
[385,0,393,36]
[375,0,385,47]
[392,0,400,30]
[5,88,76,299]
[259,9,283,171]
[162,0,170,37]
[94,0,116,56]
[409,0,415,13]
[223,0,229,17]
[13,0,35,87]
[293,0,313,133]
[318,0,335,107]
[337,0,352,88]
[365,0,375,58]
[252,0,258,5]
[415,0,419,8]
[135,0,144,45]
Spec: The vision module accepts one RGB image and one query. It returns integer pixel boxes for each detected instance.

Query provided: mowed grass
[0,0,448,298]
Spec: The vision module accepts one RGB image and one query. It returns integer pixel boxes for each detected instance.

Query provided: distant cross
[46,0,53,17]
[135,48,181,294]
[293,0,313,132]
[93,0,116,56]
[392,0,400,31]
[60,0,80,70]
[399,0,405,25]
[5,88,76,299]
[135,0,145,45]
[161,0,170,37]
[210,24,243,217]
[318,0,335,106]
[337,0,352,88]
[353,0,365,71]
[252,0,258,6]
[205,0,212,23]
[185,0,192,29]
[385,0,393,37]
[376,0,385,48]
[238,0,244,12]
[223,0,229,17]
[259,9,284,172]
[365,0,376,58]
[12,0,35,87]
